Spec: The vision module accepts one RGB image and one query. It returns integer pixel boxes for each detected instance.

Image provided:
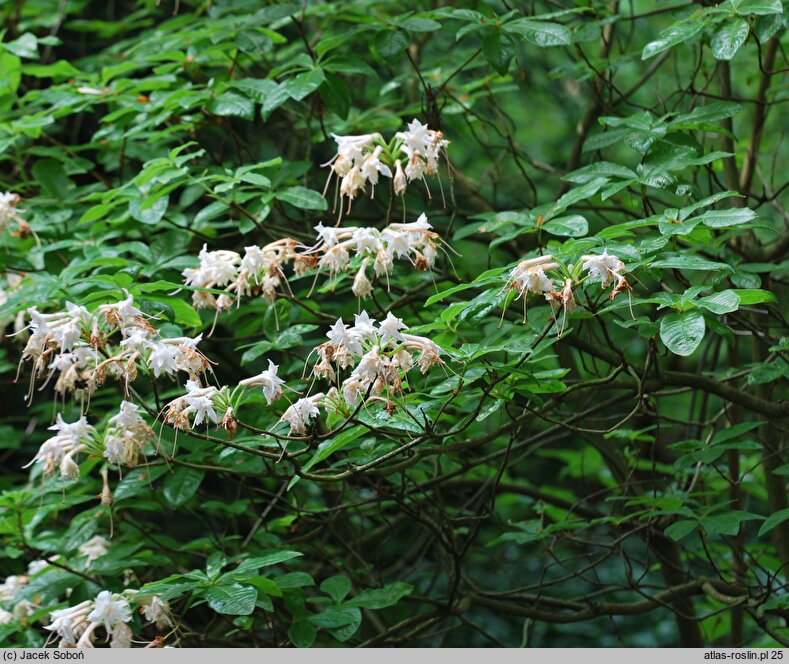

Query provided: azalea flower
[79,536,109,563]
[280,394,324,435]
[0,575,27,602]
[581,250,625,288]
[87,591,132,633]
[509,255,560,298]
[378,312,406,347]
[352,259,373,299]
[181,381,219,427]
[239,359,285,405]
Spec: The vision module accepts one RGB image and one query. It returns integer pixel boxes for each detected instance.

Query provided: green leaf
[240,340,274,366]
[650,255,733,272]
[288,619,317,648]
[711,19,750,60]
[731,0,784,16]
[204,584,258,615]
[702,510,763,536]
[163,468,205,507]
[696,290,740,314]
[542,215,588,237]
[31,159,73,198]
[665,519,698,541]
[319,73,351,120]
[344,582,413,609]
[236,29,273,55]
[207,93,255,120]
[482,29,515,75]
[504,19,571,46]
[286,69,325,101]
[660,310,705,356]
[758,508,789,537]
[320,575,351,603]
[373,30,409,58]
[233,551,303,574]
[642,17,708,60]
[697,207,757,228]
[731,288,776,305]
[275,186,327,210]
[129,195,168,225]
[397,17,442,32]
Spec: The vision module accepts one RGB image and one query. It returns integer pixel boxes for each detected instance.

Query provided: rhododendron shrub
[0,0,787,649]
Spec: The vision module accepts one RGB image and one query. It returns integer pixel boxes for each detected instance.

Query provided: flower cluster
[45,591,132,648]
[505,251,630,329]
[163,380,221,432]
[23,402,156,479]
[103,401,154,467]
[23,414,96,479]
[308,311,444,429]
[18,292,211,399]
[182,214,444,311]
[323,120,449,216]
[580,250,629,296]
[182,238,299,311]
[0,559,60,627]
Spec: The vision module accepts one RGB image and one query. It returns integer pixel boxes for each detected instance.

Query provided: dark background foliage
[0,0,787,648]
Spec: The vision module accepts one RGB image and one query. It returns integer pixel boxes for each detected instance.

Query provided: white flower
[329,133,380,166]
[360,145,392,189]
[393,160,407,195]
[402,333,443,374]
[60,450,81,480]
[327,318,363,356]
[280,395,323,435]
[405,156,427,182]
[44,600,93,645]
[352,347,382,382]
[318,244,350,278]
[314,222,340,248]
[48,414,95,443]
[0,575,27,602]
[98,291,145,327]
[341,377,366,408]
[340,166,365,200]
[110,622,132,648]
[509,255,559,296]
[86,591,132,632]
[182,383,219,427]
[352,227,381,254]
[581,250,625,288]
[382,229,411,259]
[119,327,153,354]
[377,312,406,347]
[13,599,35,621]
[142,596,173,628]
[79,535,109,563]
[239,360,285,405]
[108,401,146,432]
[0,608,13,625]
[351,311,377,340]
[511,266,553,295]
[373,247,394,278]
[182,245,241,288]
[352,260,373,299]
[396,119,431,158]
[148,342,180,377]
[27,559,51,576]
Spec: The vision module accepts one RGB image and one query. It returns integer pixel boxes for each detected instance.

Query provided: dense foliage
[0,0,787,649]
